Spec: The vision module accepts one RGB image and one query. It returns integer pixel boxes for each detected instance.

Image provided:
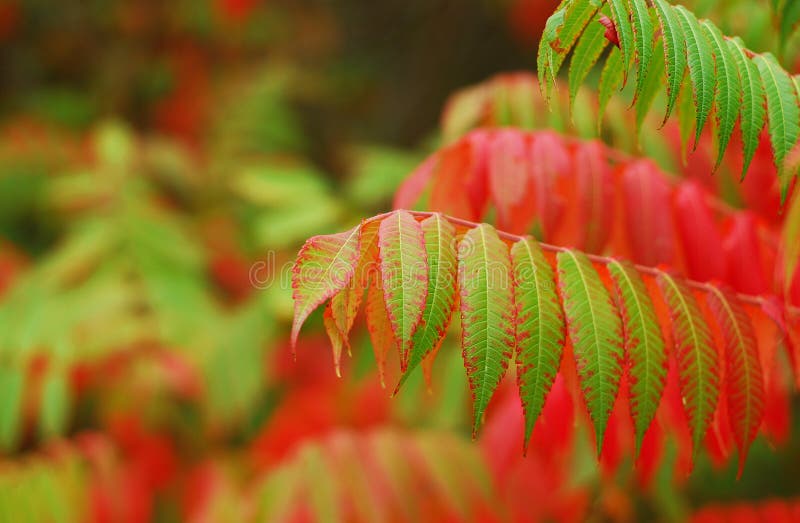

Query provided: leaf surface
[608,260,666,455]
[379,211,429,370]
[657,272,720,458]
[512,238,566,449]
[458,224,515,436]
[557,250,624,454]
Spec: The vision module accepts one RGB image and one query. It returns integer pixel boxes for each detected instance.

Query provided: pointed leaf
[705,286,764,475]
[701,20,741,169]
[557,249,624,454]
[569,16,609,113]
[365,278,396,387]
[292,226,361,347]
[598,47,625,129]
[635,40,666,136]
[608,260,667,455]
[378,211,429,370]
[511,238,566,449]
[754,53,800,200]
[657,272,720,458]
[628,0,655,103]
[674,6,716,149]
[458,224,515,436]
[549,0,602,83]
[607,0,635,84]
[653,0,687,125]
[398,214,458,391]
[728,38,766,179]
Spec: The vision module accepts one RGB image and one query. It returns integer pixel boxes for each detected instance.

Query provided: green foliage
[458,224,515,436]
[608,259,666,456]
[539,0,800,198]
[511,238,566,450]
[557,250,624,455]
[656,271,720,460]
[292,211,786,468]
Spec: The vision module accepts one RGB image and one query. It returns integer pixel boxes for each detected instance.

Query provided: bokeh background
[1,0,799,521]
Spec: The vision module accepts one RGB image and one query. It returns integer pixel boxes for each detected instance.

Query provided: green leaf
[754,53,800,200]
[379,211,429,370]
[291,225,361,347]
[557,249,624,455]
[653,0,688,125]
[729,38,766,179]
[569,16,609,114]
[674,6,717,149]
[705,286,764,476]
[701,20,741,170]
[628,0,656,103]
[540,0,602,104]
[780,0,800,53]
[553,0,603,74]
[0,366,24,451]
[398,214,458,391]
[677,76,697,163]
[511,238,566,450]
[635,40,666,137]
[608,0,635,85]
[607,260,666,456]
[657,272,720,459]
[598,48,625,130]
[39,370,70,440]
[458,224,514,436]
[538,6,568,103]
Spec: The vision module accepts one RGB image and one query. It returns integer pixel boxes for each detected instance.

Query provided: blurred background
[0,0,799,521]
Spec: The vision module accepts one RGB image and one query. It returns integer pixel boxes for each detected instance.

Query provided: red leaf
[574,140,615,253]
[673,182,727,282]
[529,131,570,240]
[621,160,677,266]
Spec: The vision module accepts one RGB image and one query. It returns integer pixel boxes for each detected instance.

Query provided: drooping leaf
[657,272,720,459]
[569,15,610,113]
[705,286,764,476]
[538,5,568,102]
[754,52,800,200]
[458,224,515,436]
[398,214,458,391]
[378,210,429,370]
[511,238,566,450]
[607,0,635,84]
[323,303,347,377]
[628,0,656,103]
[779,0,800,53]
[557,249,624,455]
[0,366,24,451]
[701,20,741,169]
[674,6,716,149]
[728,37,766,179]
[635,40,666,136]
[598,47,625,129]
[291,225,361,347]
[653,0,687,125]
[365,276,396,388]
[549,0,603,83]
[608,260,667,456]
